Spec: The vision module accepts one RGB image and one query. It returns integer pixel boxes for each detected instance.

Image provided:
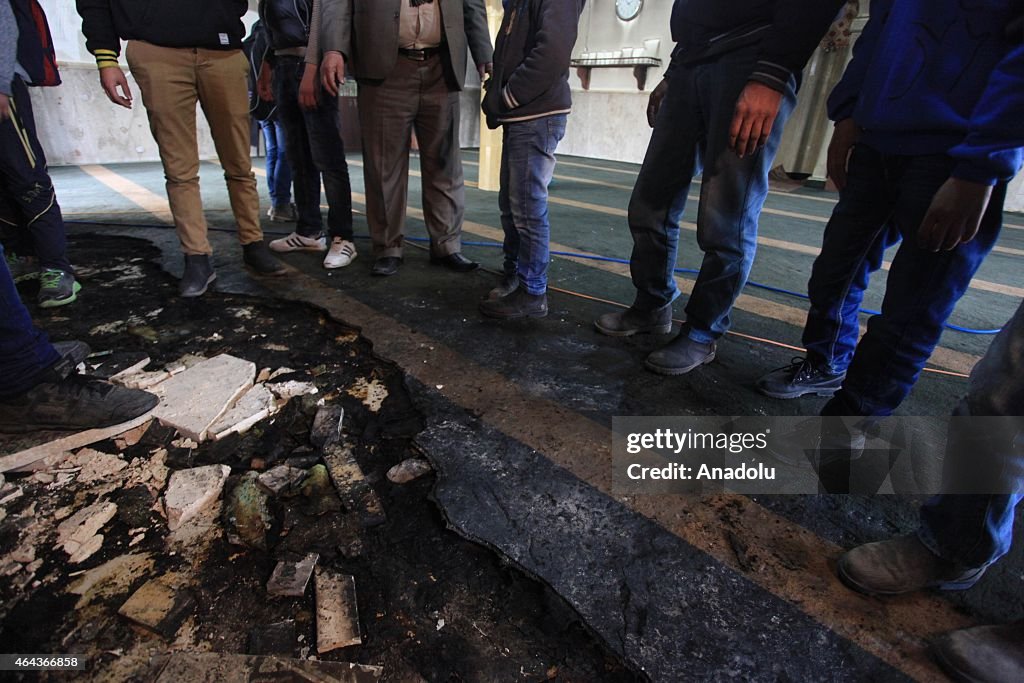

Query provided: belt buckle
[406,48,427,61]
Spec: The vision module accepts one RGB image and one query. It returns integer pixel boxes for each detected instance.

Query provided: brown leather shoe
[837,534,986,596]
[932,622,1024,683]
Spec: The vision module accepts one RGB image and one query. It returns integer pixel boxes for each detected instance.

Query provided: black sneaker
[0,374,158,433]
[757,357,845,399]
[38,269,81,308]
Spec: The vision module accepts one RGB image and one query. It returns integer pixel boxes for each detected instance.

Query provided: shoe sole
[371,267,399,277]
[269,244,326,253]
[269,216,297,223]
[0,402,157,434]
[644,350,716,376]
[837,557,986,597]
[245,263,290,277]
[594,321,673,337]
[757,386,841,400]
[479,309,548,320]
[180,273,217,298]
[430,258,479,273]
[39,281,83,309]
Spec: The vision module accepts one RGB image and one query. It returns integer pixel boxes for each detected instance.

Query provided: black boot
[243,241,288,276]
[180,254,216,298]
[479,287,548,319]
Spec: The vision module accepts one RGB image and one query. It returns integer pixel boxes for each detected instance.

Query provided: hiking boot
[0,373,159,433]
[323,238,357,269]
[268,203,298,222]
[644,334,716,375]
[243,241,289,276]
[479,287,548,319]
[38,269,81,308]
[837,534,987,596]
[931,622,1024,683]
[757,357,845,399]
[488,273,519,300]
[5,252,39,282]
[179,254,216,297]
[269,231,326,253]
[595,303,673,337]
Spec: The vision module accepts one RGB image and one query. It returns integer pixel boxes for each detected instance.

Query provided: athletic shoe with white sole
[323,238,357,269]
[269,232,327,253]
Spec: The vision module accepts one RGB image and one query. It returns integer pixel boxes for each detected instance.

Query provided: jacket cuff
[749,60,792,92]
[93,49,120,69]
[502,84,520,110]
[951,161,1000,187]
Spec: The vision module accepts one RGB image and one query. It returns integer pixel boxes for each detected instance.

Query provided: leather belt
[398,46,442,61]
[274,47,307,58]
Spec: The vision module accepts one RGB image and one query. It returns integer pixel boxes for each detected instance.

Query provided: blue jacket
[828,0,1024,185]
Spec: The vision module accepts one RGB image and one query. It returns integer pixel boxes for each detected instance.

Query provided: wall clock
[615,0,643,22]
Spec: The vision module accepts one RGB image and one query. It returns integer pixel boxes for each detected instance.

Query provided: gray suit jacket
[321,0,493,90]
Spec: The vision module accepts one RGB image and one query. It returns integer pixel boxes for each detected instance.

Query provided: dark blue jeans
[259,118,292,209]
[273,57,353,240]
[918,301,1024,568]
[816,146,1003,417]
[0,241,59,399]
[0,76,72,273]
[499,115,567,295]
[627,48,797,342]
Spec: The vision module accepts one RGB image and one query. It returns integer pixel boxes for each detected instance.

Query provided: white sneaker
[269,232,327,253]
[323,238,357,269]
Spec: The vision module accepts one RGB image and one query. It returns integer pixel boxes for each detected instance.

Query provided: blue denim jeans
[627,48,797,342]
[0,242,59,399]
[918,301,1024,569]
[817,146,1003,417]
[499,115,567,295]
[0,76,72,273]
[259,118,292,209]
[273,57,353,240]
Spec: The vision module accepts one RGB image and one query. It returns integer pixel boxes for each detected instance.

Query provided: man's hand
[99,67,133,108]
[827,118,860,191]
[321,51,346,96]
[299,63,320,110]
[918,178,993,252]
[477,62,493,82]
[0,93,10,121]
[646,78,669,128]
[729,81,783,157]
[257,62,274,102]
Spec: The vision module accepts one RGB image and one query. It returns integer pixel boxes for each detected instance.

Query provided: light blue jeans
[499,114,567,295]
[918,301,1024,569]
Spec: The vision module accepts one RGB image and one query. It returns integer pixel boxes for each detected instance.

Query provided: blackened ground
[0,235,639,682]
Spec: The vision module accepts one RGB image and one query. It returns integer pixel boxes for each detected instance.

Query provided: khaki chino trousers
[126,41,262,255]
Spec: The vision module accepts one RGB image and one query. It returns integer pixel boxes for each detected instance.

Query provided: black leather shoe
[180,254,216,298]
[430,252,478,273]
[242,241,288,276]
[371,256,402,277]
[479,287,548,319]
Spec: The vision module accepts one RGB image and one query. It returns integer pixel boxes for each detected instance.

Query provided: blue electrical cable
[64,220,1004,335]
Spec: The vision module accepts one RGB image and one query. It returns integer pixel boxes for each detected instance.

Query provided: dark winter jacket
[667,0,846,92]
[76,0,249,62]
[827,0,1024,185]
[258,0,313,51]
[482,0,585,129]
[10,0,60,88]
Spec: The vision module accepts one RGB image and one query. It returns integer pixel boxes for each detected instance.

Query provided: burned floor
[0,235,637,682]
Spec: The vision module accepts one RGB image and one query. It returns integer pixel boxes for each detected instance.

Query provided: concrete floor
[48,152,1024,681]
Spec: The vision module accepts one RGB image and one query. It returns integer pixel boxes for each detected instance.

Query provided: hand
[729,81,783,157]
[99,66,133,108]
[257,62,274,102]
[321,51,346,96]
[918,178,993,252]
[0,94,9,120]
[646,78,669,128]
[299,63,320,109]
[477,62,492,82]
[827,118,860,191]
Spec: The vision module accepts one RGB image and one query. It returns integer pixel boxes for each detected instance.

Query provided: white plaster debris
[55,500,117,564]
[314,568,362,652]
[386,458,433,485]
[347,378,388,412]
[268,380,319,401]
[152,354,256,442]
[163,465,231,531]
[209,384,280,441]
